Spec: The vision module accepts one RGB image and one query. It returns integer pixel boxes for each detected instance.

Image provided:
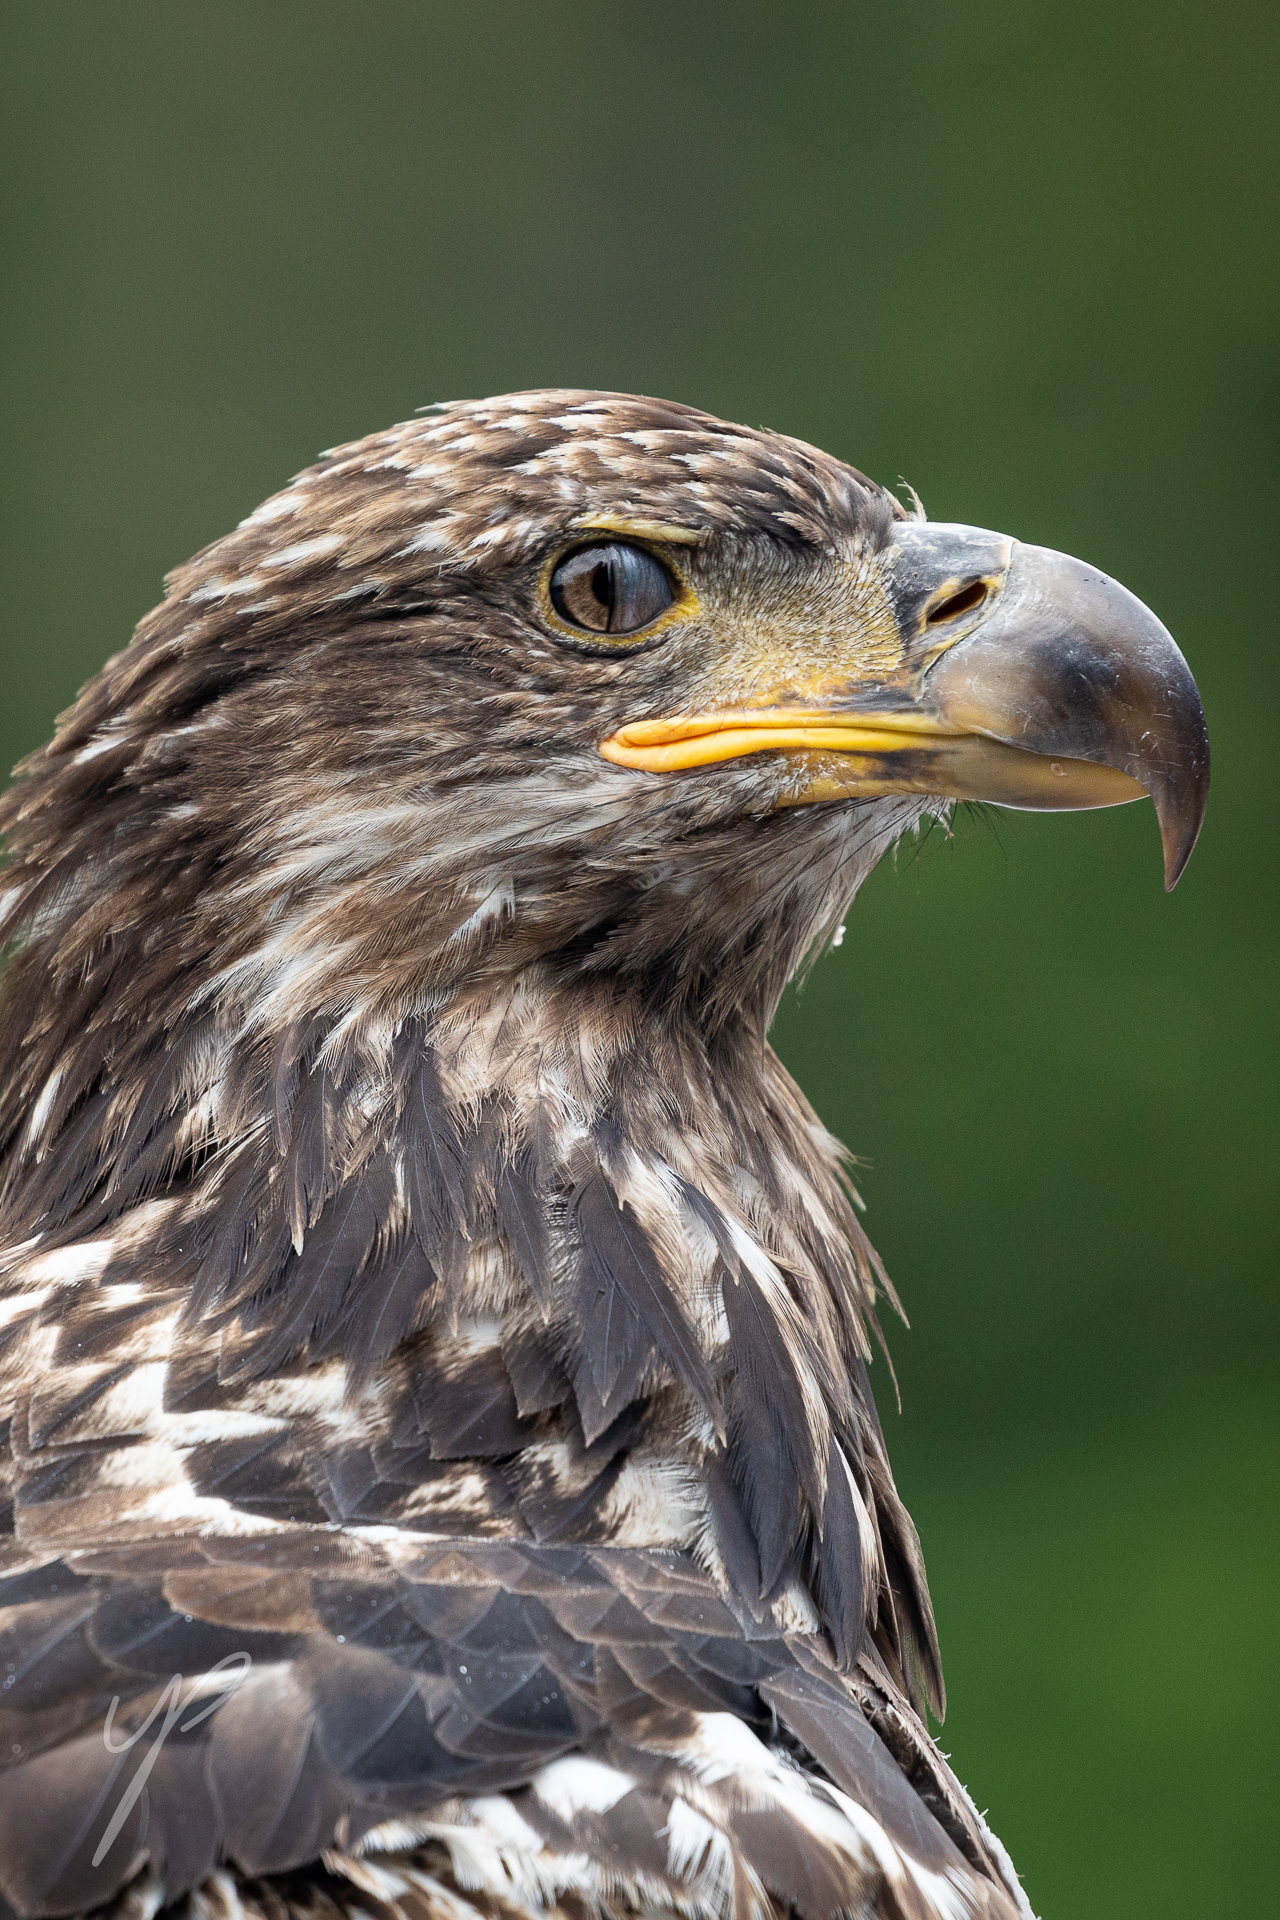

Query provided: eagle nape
[0,391,1208,1920]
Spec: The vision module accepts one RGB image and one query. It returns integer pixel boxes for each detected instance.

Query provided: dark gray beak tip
[1105,602,1210,890]
[1154,718,1210,892]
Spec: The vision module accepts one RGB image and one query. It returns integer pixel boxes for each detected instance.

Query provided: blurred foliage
[2,3,1275,1911]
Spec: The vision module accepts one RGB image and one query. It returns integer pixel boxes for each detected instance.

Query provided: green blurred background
[2,3,1275,1911]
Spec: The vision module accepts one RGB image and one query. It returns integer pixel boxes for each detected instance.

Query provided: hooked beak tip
[906,533,1211,889]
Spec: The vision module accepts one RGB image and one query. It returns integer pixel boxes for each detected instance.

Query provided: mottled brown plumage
[0,392,1208,1920]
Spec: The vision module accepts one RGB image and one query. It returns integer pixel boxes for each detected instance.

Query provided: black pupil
[550,543,674,636]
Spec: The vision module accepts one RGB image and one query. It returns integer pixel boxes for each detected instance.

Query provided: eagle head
[0,391,1206,1059]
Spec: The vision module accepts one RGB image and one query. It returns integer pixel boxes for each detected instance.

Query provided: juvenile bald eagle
[0,393,1207,1920]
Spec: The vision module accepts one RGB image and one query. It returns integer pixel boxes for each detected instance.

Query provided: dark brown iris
[550,543,675,636]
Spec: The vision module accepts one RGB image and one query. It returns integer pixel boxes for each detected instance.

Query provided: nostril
[927,579,990,625]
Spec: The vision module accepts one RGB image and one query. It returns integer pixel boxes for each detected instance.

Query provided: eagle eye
[550,543,675,637]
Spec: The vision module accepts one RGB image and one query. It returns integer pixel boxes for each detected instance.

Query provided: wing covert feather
[0,1536,1030,1920]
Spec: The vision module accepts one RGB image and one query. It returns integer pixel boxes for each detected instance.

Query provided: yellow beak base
[599,709,1148,812]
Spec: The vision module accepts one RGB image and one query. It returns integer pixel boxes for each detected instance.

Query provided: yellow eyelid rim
[569,514,707,546]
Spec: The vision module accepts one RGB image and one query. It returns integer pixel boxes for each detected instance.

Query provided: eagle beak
[599,524,1210,890]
